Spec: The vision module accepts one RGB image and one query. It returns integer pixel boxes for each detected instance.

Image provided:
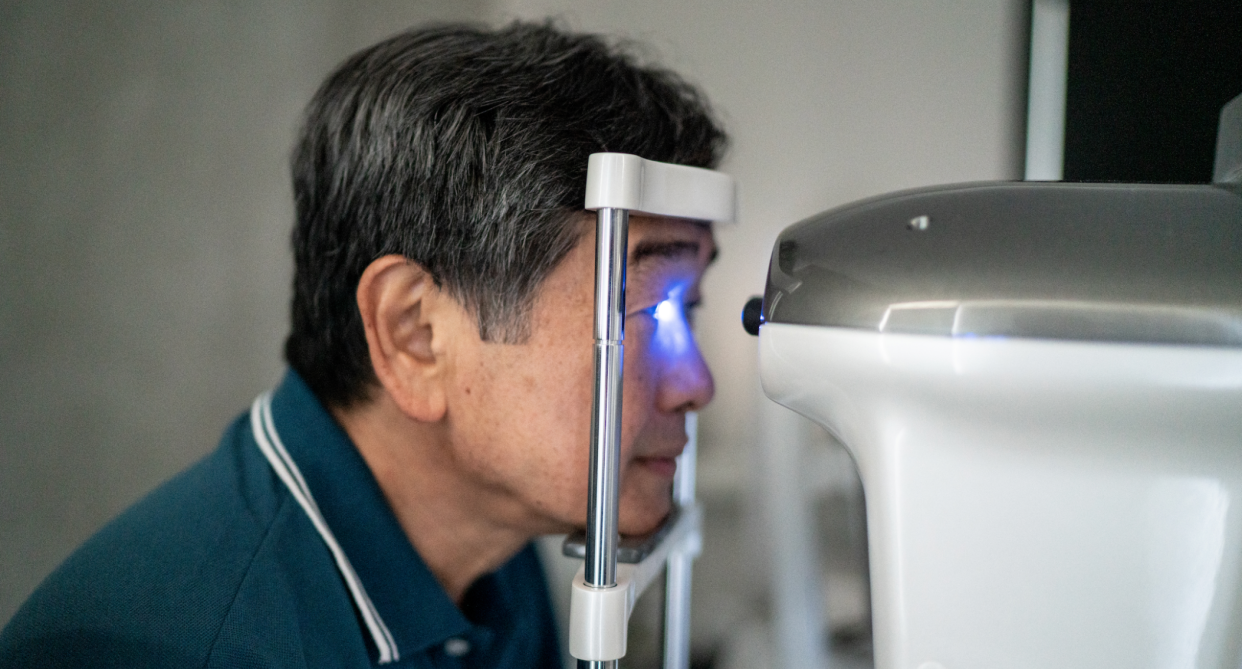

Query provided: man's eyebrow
[630,239,719,266]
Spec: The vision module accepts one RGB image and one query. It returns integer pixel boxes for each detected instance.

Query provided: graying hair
[284,21,727,407]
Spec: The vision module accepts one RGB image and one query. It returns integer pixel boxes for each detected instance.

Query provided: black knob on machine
[741,296,764,336]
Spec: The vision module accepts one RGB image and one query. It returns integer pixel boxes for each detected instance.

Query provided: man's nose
[656,336,715,413]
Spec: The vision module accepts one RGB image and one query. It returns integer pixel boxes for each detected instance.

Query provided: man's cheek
[622,332,658,406]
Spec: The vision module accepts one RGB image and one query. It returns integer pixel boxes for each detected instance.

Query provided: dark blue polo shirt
[0,371,563,669]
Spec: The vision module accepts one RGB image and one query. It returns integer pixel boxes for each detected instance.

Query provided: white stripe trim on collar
[250,392,400,664]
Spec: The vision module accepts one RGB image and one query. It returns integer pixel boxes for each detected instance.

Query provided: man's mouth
[634,455,678,478]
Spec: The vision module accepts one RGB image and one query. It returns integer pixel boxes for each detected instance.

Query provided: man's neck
[333,395,536,604]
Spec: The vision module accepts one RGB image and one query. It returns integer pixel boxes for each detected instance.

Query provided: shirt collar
[266,370,473,658]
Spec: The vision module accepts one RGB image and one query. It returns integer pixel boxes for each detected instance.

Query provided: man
[0,20,726,669]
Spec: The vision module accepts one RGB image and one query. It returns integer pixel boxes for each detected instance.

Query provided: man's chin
[617,500,673,537]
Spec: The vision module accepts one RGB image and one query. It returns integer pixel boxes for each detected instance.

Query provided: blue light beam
[651,285,693,360]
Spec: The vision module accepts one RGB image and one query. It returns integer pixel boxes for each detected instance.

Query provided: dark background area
[1064,0,1242,183]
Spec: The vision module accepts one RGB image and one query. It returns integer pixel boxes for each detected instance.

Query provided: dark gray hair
[284,21,728,408]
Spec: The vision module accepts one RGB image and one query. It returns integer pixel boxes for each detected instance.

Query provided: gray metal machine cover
[762,182,1242,347]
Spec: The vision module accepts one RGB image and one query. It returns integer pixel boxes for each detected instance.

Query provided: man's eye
[629,304,661,320]
[628,286,699,325]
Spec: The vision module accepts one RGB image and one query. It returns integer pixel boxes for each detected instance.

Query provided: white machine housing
[757,180,1242,668]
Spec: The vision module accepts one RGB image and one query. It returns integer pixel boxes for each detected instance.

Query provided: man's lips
[634,455,678,478]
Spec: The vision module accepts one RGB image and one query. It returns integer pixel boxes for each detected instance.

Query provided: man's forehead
[626,214,717,266]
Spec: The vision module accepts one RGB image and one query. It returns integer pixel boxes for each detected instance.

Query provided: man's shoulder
[0,413,347,669]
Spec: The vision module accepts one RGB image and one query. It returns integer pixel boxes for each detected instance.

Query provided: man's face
[442,214,716,536]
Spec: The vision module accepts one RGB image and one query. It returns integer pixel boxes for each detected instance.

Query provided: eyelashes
[627,299,702,331]
[629,299,700,317]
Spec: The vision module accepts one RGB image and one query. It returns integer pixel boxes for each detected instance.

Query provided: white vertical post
[663,413,699,669]
[761,399,829,669]
[1213,93,1242,184]
[1025,0,1071,181]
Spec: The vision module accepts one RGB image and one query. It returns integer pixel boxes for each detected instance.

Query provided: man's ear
[355,255,449,422]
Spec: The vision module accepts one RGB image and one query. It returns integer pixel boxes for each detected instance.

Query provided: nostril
[742,296,764,336]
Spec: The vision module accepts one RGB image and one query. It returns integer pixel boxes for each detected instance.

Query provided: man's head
[285,22,727,536]
[286,21,726,406]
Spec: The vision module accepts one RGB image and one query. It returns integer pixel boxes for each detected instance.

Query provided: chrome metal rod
[578,661,620,669]
[585,207,628,588]
[585,341,623,586]
[593,208,628,341]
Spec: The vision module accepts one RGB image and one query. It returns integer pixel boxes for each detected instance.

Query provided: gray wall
[0,0,494,626]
